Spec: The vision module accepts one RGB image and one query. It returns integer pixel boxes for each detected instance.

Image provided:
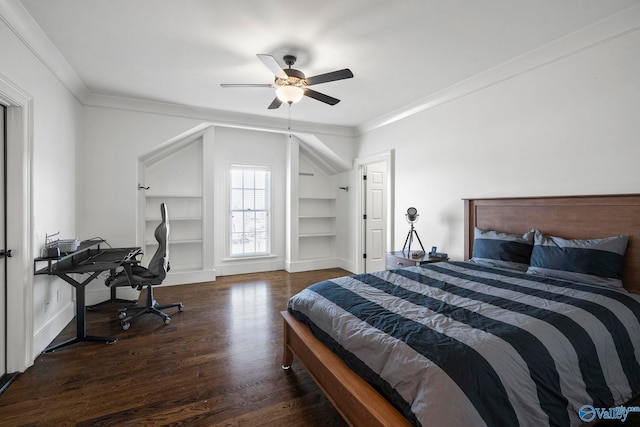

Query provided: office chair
[106,203,184,330]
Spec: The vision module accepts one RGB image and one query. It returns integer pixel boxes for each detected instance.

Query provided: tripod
[402,222,425,255]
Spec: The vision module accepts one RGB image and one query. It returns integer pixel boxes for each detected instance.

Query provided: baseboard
[337,258,356,274]
[164,269,217,285]
[286,258,339,273]
[217,260,284,276]
[32,301,75,356]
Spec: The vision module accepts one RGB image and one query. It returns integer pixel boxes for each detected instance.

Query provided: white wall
[356,26,640,262]
[0,18,83,357]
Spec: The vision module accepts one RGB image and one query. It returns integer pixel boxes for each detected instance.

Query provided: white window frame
[228,164,272,258]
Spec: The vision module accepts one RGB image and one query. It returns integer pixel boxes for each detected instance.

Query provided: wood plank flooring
[0,269,351,426]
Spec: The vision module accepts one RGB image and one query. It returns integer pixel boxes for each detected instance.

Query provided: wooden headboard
[464,194,640,294]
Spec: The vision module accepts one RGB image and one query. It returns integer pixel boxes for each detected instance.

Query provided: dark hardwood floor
[0,269,351,426]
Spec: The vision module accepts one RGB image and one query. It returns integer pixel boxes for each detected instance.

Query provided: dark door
[0,105,6,381]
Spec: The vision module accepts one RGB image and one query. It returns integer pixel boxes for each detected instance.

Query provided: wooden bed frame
[282,194,640,426]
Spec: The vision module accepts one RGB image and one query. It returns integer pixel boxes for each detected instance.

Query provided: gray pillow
[526,230,628,288]
[469,227,535,271]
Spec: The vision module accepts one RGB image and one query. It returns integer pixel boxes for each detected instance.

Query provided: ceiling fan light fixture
[276,85,304,104]
[220,54,353,109]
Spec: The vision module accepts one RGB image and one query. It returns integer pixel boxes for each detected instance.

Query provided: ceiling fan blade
[257,54,288,79]
[220,83,274,88]
[304,89,340,105]
[306,69,354,86]
[268,97,283,109]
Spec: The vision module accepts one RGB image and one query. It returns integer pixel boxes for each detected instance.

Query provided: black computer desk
[34,239,142,353]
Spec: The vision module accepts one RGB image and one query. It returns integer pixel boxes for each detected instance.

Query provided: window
[229,165,271,257]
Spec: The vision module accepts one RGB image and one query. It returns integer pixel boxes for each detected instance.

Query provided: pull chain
[288,103,292,139]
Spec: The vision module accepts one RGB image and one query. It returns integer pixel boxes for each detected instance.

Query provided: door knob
[0,249,13,257]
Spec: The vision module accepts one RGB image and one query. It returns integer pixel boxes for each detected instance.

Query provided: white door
[0,105,6,379]
[363,161,387,273]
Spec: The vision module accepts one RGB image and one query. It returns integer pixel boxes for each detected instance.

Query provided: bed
[282,194,640,426]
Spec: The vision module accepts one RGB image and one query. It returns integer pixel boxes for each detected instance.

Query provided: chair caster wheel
[118,311,127,320]
[121,321,131,331]
[164,317,171,325]
[178,303,184,312]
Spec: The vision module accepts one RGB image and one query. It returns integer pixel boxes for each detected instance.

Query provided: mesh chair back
[147,203,170,281]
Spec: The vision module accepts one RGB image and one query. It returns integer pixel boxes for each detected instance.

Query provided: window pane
[243,211,255,231]
[254,190,266,210]
[243,189,255,210]
[231,213,244,233]
[255,231,267,252]
[229,165,271,257]
[231,169,243,187]
[254,211,267,231]
[246,233,256,253]
[231,233,245,254]
[231,189,244,210]
[255,170,266,189]
[243,169,254,188]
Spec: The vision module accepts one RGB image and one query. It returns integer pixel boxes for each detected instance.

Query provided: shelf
[299,198,336,217]
[146,239,203,245]
[146,196,202,223]
[145,194,202,198]
[171,239,203,245]
[299,196,336,200]
[146,217,202,222]
[297,235,336,260]
[298,213,335,238]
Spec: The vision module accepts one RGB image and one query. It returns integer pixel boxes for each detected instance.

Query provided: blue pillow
[469,227,535,271]
[526,230,628,288]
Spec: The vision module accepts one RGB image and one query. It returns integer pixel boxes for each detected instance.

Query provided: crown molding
[356,3,640,136]
[0,0,90,102]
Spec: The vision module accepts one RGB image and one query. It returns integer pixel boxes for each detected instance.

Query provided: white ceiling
[15,0,640,129]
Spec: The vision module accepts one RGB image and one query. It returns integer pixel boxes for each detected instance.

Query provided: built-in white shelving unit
[289,148,338,270]
[138,126,216,285]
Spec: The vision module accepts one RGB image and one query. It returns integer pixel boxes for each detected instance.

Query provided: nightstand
[385,251,449,270]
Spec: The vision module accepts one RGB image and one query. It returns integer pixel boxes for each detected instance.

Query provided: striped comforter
[287,261,640,427]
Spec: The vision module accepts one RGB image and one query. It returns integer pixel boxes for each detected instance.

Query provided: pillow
[526,230,628,288]
[469,227,535,271]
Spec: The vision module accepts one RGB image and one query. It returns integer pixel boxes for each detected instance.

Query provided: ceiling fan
[221,54,354,109]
